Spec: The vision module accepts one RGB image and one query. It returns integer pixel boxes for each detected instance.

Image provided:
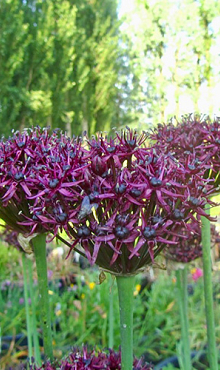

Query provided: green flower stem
[27,258,41,365]
[176,267,191,370]
[201,208,218,370]
[108,276,114,348]
[32,234,53,361]
[22,253,33,361]
[116,275,135,370]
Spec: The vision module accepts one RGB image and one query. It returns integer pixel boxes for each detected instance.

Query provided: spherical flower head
[163,221,220,264]
[65,128,213,276]
[150,114,220,192]
[0,225,24,252]
[150,114,210,154]
[0,127,87,239]
[163,220,203,263]
[24,347,154,369]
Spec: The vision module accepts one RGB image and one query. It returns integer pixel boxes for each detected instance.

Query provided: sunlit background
[119,0,220,126]
[1,0,220,135]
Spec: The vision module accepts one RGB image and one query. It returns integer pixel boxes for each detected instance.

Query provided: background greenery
[1,0,220,137]
[1,240,219,369]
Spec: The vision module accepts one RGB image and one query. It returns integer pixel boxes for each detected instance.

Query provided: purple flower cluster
[163,220,203,263]
[65,130,214,274]
[18,348,153,370]
[0,127,87,237]
[163,221,220,264]
[149,114,220,190]
[0,225,24,252]
[0,127,214,274]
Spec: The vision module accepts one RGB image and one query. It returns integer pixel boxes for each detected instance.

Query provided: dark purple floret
[17,141,26,148]
[115,183,127,194]
[173,209,185,220]
[14,172,25,181]
[189,197,200,206]
[107,146,116,153]
[55,212,67,223]
[150,177,162,187]
[116,214,130,226]
[115,225,129,239]
[143,227,156,239]
[49,179,59,188]
[130,188,142,197]
[77,226,91,238]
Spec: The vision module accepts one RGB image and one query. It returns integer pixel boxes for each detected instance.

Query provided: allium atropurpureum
[163,220,203,263]
[0,127,88,241]
[0,127,214,273]
[149,114,220,189]
[0,225,24,252]
[163,221,220,264]
[64,129,214,275]
[18,348,153,369]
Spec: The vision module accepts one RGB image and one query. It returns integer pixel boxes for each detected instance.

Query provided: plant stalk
[108,276,114,348]
[22,253,33,361]
[27,258,41,365]
[116,275,135,370]
[201,207,218,370]
[32,234,53,361]
[176,267,191,370]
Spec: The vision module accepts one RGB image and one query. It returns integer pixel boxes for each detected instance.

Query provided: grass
[1,241,220,369]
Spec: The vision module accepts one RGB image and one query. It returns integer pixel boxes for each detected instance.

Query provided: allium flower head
[163,220,203,263]
[21,347,153,369]
[0,127,214,272]
[0,127,87,238]
[150,114,220,191]
[150,114,209,155]
[0,225,24,252]
[64,128,213,275]
[163,221,220,264]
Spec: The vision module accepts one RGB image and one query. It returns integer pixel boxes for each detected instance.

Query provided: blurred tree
[128,0,220,124]
[0,0,134,136]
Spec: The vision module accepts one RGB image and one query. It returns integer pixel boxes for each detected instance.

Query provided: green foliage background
[1,0,220,136]
[0,0,132,136]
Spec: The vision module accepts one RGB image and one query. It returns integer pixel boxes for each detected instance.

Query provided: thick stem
[201,208,218,370]
[22,254,33,361]
[116,275,135,370]
[176,267,191,370]
[27,258,41,365]
[108,276,114,348]
[32,234,53,361]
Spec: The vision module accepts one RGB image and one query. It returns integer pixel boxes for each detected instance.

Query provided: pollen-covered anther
[189,197,200,206]
[107,146,116,153]
[116,214,130,226]
[130,188,142,197]
[150,177,162,186]
[14,172,25,181]
[115,225,129,239]
[49,179,59,188]
[173,209,185,220]
[143,227,156,239]
[77,225,91,238]
[115,183,127,194]
[55,213,67,223]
